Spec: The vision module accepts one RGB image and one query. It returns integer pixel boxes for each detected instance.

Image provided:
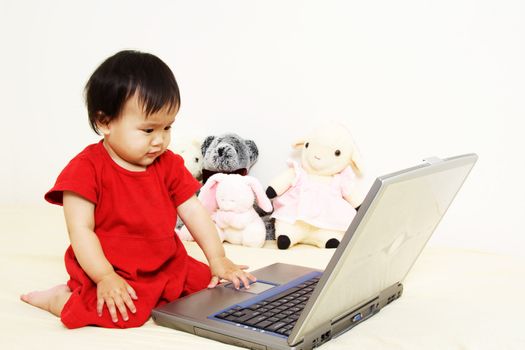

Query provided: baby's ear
[94,111,111,135]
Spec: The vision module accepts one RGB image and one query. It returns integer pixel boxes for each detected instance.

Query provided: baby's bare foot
[21,284,71,316]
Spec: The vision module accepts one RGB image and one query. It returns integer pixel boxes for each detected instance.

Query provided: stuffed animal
[266,122,364,249]
[201,133,259,184]
[170,137,204,182]
[170,137,204,230]
[178,173,272,248]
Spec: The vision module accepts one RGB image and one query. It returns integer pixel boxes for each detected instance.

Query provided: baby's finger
[207,275,220,289]
[122,291,137,314]
[237,265,250,270]
[238,273,252,289]
[229,274,241,290]
[126,285,138,300]
[114,296,129,321]
[97,297,104,317]
[246,271,257,283]
[105,298,118,323]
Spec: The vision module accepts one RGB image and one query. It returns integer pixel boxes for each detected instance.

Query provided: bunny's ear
[245,176,273,213]
[198,173,225,213]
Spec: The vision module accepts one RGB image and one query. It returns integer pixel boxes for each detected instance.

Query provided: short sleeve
[163,151,201,207]
[339,166,357,198]
[45,156,98,206]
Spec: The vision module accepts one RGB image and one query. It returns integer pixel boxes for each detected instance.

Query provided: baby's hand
[208,257,257,290]
[96,272,138,323]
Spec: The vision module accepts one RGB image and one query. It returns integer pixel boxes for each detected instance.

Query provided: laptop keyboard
[215,276,320,336]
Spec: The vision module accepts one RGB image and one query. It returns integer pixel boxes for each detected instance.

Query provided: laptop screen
[290,154,477,344]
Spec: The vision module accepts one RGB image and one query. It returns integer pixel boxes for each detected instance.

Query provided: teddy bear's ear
[292,139,306,149]
[244,140,259,166]
[201,136,215,155]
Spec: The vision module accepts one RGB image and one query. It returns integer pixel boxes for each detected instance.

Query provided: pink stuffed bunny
[178,173,272,248]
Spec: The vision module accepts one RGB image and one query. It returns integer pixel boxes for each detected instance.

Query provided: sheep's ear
[201,136,215,155]
[350,149,363,175]
[292,139,306,149]
[245,140,259,165]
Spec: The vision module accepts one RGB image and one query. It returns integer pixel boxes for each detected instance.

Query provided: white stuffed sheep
[266,122,364,249]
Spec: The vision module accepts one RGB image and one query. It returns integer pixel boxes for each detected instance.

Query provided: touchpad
[224,281,275,294]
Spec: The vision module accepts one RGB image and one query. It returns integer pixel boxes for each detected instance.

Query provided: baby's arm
[177,195,257,289]
[63,191,137,323]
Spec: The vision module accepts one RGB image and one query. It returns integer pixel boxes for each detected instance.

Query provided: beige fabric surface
[1,205,524,349]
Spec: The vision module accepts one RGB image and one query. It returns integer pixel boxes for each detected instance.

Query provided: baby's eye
[143,128,154,134]
[164,125,172,131]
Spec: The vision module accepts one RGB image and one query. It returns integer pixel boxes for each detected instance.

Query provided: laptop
[152,154,478,350]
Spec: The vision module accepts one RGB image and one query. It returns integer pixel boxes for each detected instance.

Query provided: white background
[1,0,523,255]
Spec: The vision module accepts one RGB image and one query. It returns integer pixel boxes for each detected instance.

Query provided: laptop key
[266,288,301,302]
[276,327,290,335]
[266,321,289,332]
[280,317,296,324]
[216,312,231,319]
[244,315,268,326]
[255,320,273,329]
[248,303,264,310]
[236,311,261,323]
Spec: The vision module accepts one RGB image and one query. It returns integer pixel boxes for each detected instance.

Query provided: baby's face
[101,94,177,171]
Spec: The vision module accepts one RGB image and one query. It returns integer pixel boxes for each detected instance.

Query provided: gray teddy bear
[201,133,259,184]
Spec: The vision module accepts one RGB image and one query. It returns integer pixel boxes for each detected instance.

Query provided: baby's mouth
[147,150,162,157]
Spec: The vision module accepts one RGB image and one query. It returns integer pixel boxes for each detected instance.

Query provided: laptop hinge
[423,156,443,165]
[302,321,332,349]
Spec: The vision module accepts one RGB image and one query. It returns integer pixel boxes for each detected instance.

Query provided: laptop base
[152,263,403,350]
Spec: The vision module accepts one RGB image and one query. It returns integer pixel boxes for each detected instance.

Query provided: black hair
[85,50,180,134]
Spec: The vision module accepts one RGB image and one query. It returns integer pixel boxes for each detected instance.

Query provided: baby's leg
[20,284,72,317]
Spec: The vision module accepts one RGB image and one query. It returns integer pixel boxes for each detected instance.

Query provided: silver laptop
[152,154,477,350]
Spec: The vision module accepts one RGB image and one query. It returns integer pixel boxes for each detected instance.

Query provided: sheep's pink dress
[271,161,357,231]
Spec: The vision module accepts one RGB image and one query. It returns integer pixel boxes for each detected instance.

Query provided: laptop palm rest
[223,281,276,294]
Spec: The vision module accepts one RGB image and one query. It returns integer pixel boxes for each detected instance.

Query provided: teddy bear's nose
[218,147,225,156]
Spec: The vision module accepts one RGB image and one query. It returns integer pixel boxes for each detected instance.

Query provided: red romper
[45,141,211,329]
